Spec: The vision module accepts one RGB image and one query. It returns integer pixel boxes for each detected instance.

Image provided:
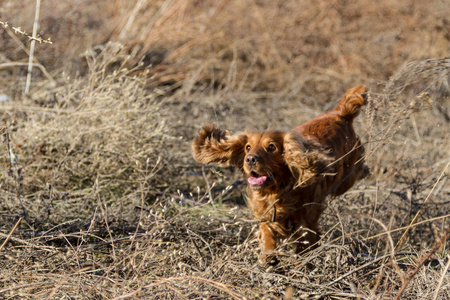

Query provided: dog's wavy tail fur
[334,86,367,120]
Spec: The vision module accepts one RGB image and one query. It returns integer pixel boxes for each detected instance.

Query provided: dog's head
[192,126,333,192]
[242,131,289,191]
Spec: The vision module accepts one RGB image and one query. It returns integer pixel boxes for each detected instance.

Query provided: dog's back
[294,86,368,196]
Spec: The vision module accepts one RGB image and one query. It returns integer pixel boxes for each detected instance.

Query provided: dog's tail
[335,86,367,120]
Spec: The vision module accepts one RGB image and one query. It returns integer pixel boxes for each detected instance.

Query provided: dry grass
[0,0,449,299]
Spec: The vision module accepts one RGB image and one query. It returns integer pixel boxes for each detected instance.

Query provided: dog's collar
[272,204,276,222]
[259,198,280,223]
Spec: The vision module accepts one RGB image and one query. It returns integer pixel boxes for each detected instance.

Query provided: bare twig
[0,20,52,44]
[432,255,450,300]
[0,217,22,251]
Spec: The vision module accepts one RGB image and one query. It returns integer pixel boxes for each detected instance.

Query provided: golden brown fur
[192,86,368,263]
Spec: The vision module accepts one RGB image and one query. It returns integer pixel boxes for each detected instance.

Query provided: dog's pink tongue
[248,176,267,186]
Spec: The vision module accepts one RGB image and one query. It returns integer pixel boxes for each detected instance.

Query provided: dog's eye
[246,145,251,152]
[267,144,276,152]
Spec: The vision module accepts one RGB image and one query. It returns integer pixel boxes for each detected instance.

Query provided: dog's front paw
[259,252,280,266]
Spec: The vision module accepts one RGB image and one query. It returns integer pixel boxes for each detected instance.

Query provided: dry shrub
[2,43,169,226]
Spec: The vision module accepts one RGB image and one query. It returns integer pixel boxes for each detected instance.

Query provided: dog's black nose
[245,154,259,166]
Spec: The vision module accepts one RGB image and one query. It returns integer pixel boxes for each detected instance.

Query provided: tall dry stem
[25,0,41,94]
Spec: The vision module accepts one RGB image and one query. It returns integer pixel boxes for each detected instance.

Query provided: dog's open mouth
[247,171,268,186]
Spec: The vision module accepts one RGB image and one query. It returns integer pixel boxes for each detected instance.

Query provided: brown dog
[192,86,368,263]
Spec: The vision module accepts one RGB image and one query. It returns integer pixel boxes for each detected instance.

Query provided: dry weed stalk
[0,217,21,251]
[24,0,42,94]
[0,21,52,44]
[0,13,54,92]
[433,255,450,300]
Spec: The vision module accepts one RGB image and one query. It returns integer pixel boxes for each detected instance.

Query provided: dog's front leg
[258,222,278,265]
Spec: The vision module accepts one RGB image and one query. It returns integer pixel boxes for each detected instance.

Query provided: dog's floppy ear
[283,131,334,187]
[192,125,247,170]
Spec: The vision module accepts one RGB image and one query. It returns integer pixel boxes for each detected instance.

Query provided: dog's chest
[248,190,298,222]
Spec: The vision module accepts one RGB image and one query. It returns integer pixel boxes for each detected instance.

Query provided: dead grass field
[0,0,449,299]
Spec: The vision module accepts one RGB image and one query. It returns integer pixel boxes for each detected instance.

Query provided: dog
[192,86,368,263]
